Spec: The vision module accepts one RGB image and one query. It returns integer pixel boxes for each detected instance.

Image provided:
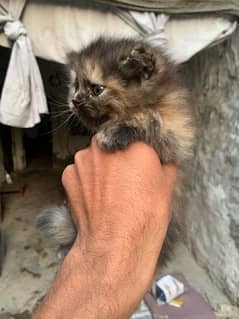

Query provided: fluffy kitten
[37,37,195,262]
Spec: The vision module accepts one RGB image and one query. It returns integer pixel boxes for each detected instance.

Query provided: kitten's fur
[36,38,195,263]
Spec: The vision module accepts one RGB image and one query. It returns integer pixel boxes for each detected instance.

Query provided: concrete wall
[182,29,239,303]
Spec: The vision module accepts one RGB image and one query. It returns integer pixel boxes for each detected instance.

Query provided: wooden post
[11,128,26,171]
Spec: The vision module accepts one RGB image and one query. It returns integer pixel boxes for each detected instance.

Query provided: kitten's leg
[96,110,179,164]
[120,44,155,80]
[96,123,145,152]
[96,111,161,152]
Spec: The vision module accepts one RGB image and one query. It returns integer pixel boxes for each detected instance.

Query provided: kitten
[36,37,195,263]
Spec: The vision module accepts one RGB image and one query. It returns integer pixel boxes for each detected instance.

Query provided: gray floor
[0,169,230,317]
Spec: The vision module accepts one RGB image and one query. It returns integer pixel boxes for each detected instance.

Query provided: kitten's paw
[96,125,144,152]
[120,45,155,80]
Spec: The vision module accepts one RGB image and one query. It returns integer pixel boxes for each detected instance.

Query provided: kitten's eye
[91,84,104,96]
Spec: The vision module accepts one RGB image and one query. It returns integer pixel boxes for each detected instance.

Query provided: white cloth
[133,13,169,48]
[115,10,169,48]
[115,9,237,63]
[4,20,27,40]
[0,1,48,128]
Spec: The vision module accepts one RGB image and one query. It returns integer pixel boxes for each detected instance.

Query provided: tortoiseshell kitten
[37,37,195,263]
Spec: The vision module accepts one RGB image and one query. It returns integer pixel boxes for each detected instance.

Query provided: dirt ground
[0,169,231,317]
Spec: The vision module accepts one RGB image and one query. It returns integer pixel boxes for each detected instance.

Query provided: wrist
[70,239,145,319]
[33,244,123,319]
[72,226,156,315]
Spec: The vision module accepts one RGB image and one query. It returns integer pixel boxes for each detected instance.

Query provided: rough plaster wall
[183,29,239,303]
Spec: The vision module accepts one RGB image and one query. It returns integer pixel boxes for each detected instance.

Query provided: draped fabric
[114,9,169,50]
[93,0,239,15]
[114,9,237,63]
[0,0,48,128]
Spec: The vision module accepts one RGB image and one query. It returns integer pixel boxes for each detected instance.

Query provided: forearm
[33,217,164,319]
[33,245,118,319]
[33,238,151,319]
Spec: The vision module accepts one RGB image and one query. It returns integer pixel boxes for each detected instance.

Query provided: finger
[61,164,86,228]
[73,147,95,182]
[90,135,98,149]
[61,164,77,191]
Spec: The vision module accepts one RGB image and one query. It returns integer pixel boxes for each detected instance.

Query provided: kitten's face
[68,38,167,131]
[69,59,126,131]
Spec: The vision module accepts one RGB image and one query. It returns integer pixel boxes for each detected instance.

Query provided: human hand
[33,139,176,319]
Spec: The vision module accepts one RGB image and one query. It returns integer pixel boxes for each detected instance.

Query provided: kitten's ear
[119,45,156,81]
[66,52,79,69]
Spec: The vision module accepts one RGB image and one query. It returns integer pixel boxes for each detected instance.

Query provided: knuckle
[61,164,75,187]
[91,136,98,148]
[74,151,81,164]
[74,148,91,165]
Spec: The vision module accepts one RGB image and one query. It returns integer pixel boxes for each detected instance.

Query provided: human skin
[33,139,176,319]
